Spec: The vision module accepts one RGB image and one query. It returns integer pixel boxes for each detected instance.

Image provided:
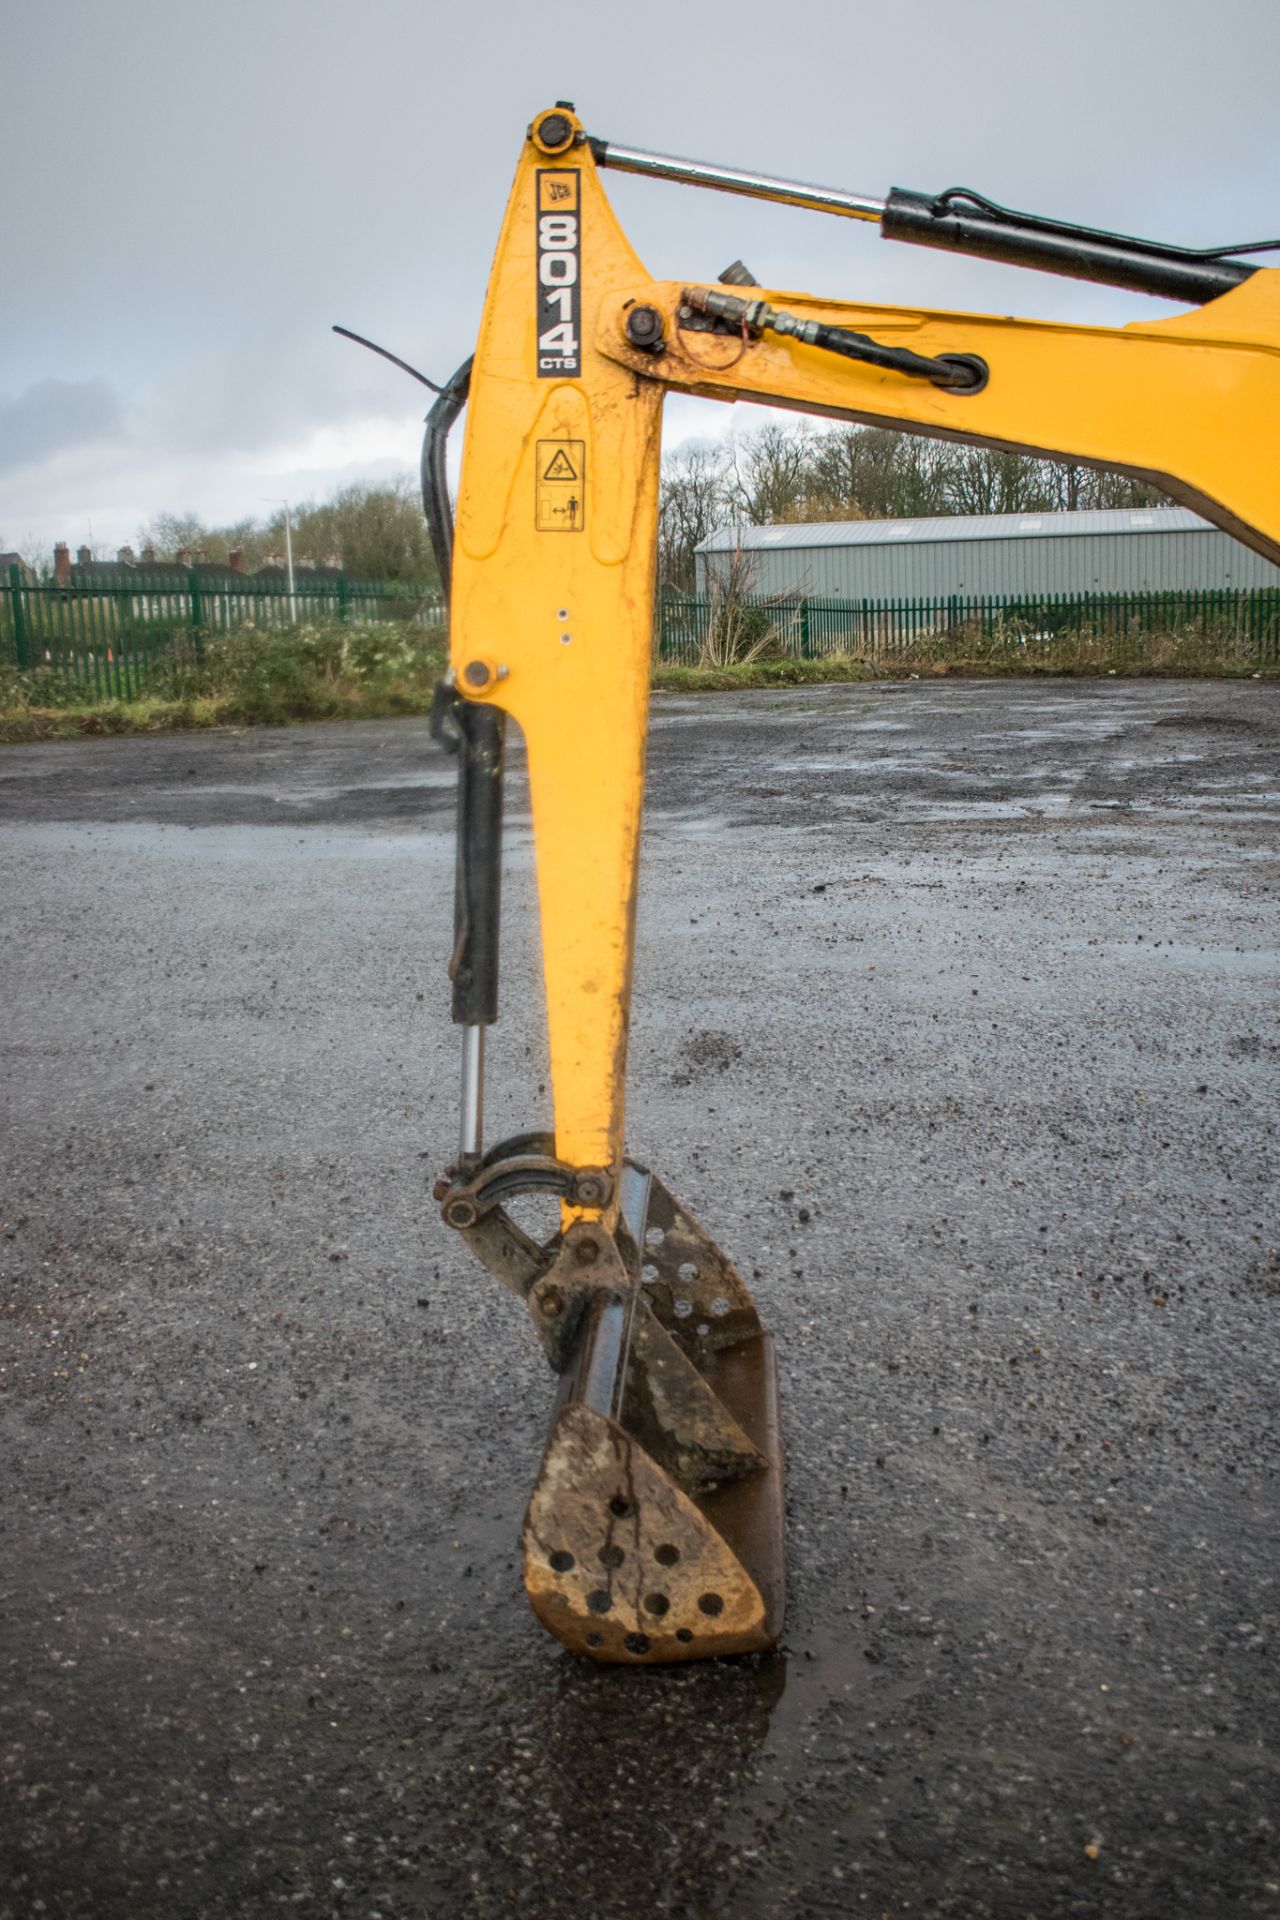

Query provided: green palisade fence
[1,569,444,698]
[656,588,1280,668]
[5,574,1277,695]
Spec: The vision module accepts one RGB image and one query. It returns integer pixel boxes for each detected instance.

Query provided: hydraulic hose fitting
[929,353,989,394]
[680,286,988,393]
[682,285,768,330]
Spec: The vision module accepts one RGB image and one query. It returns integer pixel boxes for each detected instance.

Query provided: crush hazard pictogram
[536,439,586,532]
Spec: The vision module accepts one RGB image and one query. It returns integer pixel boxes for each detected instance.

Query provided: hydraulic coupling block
[680,285,987,392]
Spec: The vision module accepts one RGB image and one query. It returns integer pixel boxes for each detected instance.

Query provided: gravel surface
[2,679,1278,1919]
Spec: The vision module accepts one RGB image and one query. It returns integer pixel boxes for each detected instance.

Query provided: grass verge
[0,621,445,743]
[1,628,1274,742]
[652,655,879,692]
[0,687,440,744]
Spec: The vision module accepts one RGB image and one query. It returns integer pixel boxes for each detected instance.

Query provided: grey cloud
[142,325,446,461]
[0,379,125,475]
[1,0,1276,546]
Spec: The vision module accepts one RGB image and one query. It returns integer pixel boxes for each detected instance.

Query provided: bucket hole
[624,1633,651,1656]
[608,1496,630,1517]
[675,1628,694,1644]
[677,1262,698,1281]
[642,1264,659,1284]
[599,1544,625,1569]
[711,1297,731,1317]
[654,1543,680,1567]
[696,1323,710,1338]
[586,1590,612,1614]
[673,1300,692,1319]
[549,1549,575,1573]
[586,1632,603,1648]
[643,1592,669,1617]
[698,1592,725,1617]
[645,1226,665,1247]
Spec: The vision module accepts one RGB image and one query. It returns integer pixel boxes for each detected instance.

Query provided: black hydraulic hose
[801,322,987,392]
[330,334,499,1029]
[882,189,1255,305]
[415,355,504,1029]
[921,185,1279,263]
[420,356,473,595]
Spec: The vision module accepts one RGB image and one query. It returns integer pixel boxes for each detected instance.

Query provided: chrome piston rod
[587,137,884,225]
[459,1023,485,1161]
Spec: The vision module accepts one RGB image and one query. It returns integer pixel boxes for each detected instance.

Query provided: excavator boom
[428,105,1280,1662]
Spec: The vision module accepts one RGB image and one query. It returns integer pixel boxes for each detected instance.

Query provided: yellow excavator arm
[426,103,1280,1663]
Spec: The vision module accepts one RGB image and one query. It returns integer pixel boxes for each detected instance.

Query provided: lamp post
[263,497,297,624]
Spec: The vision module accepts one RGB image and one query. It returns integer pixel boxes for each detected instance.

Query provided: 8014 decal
[536,171,581,377]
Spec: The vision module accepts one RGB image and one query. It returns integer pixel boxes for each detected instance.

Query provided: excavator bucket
[435,1148,785,1664]
[523,1169,784,1663]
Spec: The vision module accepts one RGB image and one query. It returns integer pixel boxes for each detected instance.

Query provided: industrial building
[695,506,1280,601]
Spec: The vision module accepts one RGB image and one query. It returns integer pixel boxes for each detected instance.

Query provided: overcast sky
[3,0,1277,559]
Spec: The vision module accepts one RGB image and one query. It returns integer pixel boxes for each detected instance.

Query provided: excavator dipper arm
[432,105,1280,1663]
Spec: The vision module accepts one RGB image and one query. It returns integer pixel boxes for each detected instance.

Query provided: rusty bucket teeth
[522,1171,784,1663]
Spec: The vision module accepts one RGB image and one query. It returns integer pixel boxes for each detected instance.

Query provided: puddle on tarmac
[647,810,733,837]
[1,821,453,862]
[155,770,458,807]
[905,793,1079,821]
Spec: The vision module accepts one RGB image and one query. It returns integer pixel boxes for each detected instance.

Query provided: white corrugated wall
[696,526,1280,598]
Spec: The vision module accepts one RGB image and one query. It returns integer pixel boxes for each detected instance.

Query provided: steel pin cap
[532,109,576,154]
[625,305,666,352]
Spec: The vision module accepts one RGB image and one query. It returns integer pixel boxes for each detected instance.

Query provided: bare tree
[1040,460,1164,511]
[660,418,1169,540]
[946,446,1165,515]
[944,446,1058,516]
[726,420,815,525]
[136,511,212,560]
[287,478,437,581]
[777,424,955,521]
[698,543,797,668]
[136,477,440,582]
[1,528,53,574]
[658,439,729,590]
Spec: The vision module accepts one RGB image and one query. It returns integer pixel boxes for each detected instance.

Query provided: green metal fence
[2,567,444,699]
[8,572,1276,699]
[657,587,1280,667]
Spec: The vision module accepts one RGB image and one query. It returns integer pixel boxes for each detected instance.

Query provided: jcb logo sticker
[536,171,581,378]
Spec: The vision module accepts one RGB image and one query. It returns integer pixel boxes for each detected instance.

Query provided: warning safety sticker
[535,439,585,532]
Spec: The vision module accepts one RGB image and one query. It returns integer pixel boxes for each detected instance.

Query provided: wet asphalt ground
[2,677,1278,1920]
